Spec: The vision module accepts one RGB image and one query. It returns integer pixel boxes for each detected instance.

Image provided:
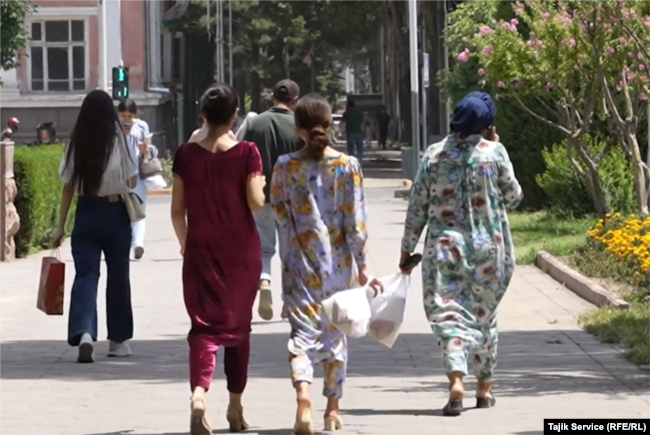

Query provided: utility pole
[228,0,233,86]
[98,0,108,91]
[421,19,428,149]
[408,0,420,179]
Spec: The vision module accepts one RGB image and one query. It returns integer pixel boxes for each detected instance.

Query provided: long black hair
[64,90,121,196]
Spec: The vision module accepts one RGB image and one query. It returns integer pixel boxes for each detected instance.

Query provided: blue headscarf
[465,91,496,129]
[449,96,490,137]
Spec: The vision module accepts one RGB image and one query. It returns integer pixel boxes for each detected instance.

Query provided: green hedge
[14,144,75,257]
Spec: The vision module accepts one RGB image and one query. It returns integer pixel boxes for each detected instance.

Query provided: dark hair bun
[308,126,329,150]
[200,83,238,127]
[294,93,333,158]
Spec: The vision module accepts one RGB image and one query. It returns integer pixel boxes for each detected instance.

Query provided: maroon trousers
[188,333,250,393]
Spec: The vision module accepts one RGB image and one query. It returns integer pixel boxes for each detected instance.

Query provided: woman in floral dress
[270,94,378,434]
[400,92,523,416]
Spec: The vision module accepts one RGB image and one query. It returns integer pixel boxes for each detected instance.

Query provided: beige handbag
[139,156,163,179]
[118,130,146,222]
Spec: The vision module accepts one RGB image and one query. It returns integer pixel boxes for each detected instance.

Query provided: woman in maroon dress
[171,83,265,434]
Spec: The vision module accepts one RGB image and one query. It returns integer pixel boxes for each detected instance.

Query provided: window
[29,20,87,92]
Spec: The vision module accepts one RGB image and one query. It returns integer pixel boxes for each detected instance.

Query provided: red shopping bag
[37,250,65,315]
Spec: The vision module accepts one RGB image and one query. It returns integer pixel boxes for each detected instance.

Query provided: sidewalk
[1,186,648,435]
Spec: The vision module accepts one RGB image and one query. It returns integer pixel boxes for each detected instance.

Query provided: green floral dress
[401,134,522,381]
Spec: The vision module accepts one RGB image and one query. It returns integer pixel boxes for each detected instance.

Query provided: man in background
[377,105,391,150]
[242,79,301,321]
[342,99,365,163]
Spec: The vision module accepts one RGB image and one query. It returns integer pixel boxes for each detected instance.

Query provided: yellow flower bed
[587,213,650,273]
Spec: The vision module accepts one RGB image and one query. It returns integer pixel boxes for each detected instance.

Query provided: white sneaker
[78,333,95,363]
[107,340,132,357]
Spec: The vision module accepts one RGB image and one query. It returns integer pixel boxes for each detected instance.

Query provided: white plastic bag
[368,273,409,348]
[322,286,374,338]
[144,174,167,191]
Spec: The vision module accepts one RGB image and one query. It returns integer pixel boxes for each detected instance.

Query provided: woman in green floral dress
[400,92,523,416]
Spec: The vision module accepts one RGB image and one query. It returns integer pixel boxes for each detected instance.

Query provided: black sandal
[442,399,463,416]
[476,395,496,409]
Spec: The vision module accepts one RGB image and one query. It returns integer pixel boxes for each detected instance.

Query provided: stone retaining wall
[0,141,19,261]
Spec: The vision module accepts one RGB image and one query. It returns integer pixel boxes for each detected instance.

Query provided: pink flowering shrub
[438,0,650,215]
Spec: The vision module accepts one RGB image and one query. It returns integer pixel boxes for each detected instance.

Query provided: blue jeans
[347,133,365,163]
[252,203,278,283]
[68,196,133,346]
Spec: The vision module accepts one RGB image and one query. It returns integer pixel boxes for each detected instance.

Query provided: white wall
[0,68,19,95]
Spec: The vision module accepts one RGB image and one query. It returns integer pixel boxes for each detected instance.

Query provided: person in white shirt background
[117,98,159,260]
[52,89,138,363]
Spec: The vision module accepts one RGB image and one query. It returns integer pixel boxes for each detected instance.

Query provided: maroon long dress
[172,140,262,392]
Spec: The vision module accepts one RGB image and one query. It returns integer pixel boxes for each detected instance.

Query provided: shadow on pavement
[2,331,646,398]
[343,407,446,417]
[85,429,297,435]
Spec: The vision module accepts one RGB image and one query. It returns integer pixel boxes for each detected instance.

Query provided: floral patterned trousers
[436,325,498,381]
[288,309,348,398]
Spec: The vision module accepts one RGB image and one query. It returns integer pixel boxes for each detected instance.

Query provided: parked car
[332,113,344,142]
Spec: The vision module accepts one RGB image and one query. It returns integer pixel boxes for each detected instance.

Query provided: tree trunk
[234,66,247,112]
[568,139,610,217]
[368,54,380,94]
[584,167,610,217]
[625,132,650,214]
[250,41,261,113]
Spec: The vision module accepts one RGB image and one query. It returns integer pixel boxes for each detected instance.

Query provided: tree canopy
[0,0,34,73]
[441,0,650,215]
[175,0,382,110]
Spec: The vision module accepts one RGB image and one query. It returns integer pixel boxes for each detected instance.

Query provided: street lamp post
[98,0,108,91]
[408,0,420,180]
[228,0,233,86]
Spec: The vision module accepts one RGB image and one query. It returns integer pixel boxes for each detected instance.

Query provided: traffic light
[112,66,129,100]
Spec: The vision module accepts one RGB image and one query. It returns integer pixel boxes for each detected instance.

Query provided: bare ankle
[325,398,340,415]
[477,381,492,396]
[192,386,206,400]
[448,372,464,398]
[229,392,242,406]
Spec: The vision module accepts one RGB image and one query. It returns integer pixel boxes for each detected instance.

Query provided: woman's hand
[488,126,499,142]
[180,242,185,257]
[51,227,65,248]
[138,142,148,156]
[399,249,415,275]
[358,265,383,296]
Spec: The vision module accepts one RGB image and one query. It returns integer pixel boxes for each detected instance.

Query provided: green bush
[536,135,636,218]
[14,144,75,257]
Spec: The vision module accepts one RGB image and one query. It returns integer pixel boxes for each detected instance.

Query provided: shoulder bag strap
[115,124,130,192]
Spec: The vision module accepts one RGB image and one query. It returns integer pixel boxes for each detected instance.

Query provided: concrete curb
[393,180,412,199]
[535,251,629,308]
[147,188,172,196]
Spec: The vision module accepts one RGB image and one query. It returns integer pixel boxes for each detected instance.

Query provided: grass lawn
[509,212,649,365]
[579,294,650,365]
[509,211,594,264]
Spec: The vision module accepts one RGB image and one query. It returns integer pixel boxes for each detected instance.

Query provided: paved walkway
[1,185,648,435]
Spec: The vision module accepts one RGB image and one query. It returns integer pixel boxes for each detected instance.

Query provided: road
[1,182,648,435]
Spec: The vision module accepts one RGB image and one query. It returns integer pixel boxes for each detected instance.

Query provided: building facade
[0,0,179,153]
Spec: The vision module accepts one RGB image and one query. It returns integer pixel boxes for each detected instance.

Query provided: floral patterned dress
[270,153,367,398]
[401,134,522,381]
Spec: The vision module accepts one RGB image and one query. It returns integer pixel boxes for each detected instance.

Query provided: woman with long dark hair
[52,89,138,363]
[171,83,265,434]
[270,94,379,434]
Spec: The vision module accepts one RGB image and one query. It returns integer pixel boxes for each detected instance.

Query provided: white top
[59,131,139,196]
